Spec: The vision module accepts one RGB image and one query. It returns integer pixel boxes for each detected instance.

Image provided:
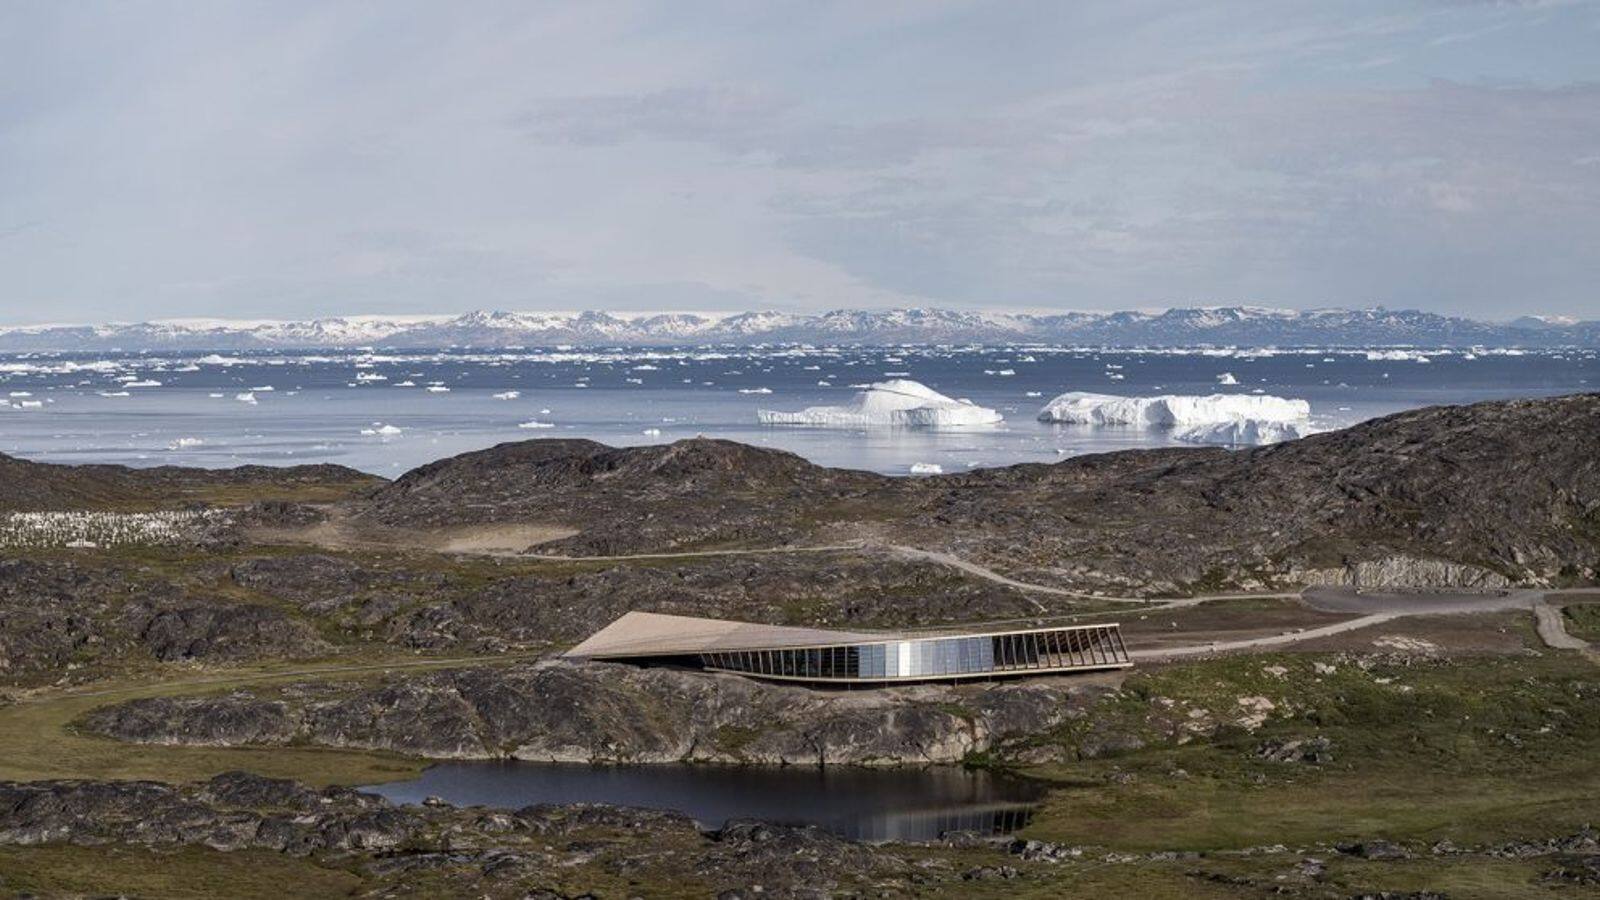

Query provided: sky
[1,1,1598,325]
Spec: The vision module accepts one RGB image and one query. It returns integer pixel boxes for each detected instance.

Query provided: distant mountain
[0,306,1595,350]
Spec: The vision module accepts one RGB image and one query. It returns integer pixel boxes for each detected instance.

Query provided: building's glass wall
[695,624,1128,682]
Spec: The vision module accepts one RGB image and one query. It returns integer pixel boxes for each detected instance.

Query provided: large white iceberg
[758,379,1002,428]
[1037,391,1314,446]
[1172,419,1317,447]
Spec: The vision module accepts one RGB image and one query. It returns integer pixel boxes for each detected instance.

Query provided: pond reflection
[364,761,1046,842]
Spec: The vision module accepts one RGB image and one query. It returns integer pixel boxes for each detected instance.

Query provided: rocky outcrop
[1291,555,1513,590]
[82,661,1115,765]
[0,772,965,896]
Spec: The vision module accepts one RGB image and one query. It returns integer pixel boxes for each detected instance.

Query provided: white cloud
[0,0,1596,322]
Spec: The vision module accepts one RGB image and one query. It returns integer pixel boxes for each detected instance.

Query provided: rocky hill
[0,452,381,512]
[349,393,1600,590]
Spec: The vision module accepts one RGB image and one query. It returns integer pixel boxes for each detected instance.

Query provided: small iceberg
[356,372,387,383]
[1038,391,1313,446]
[492,390,520,400]
[738,387,772,394]
[360,423,403,436]
[642,427,662,436]
[167,437,204,449]
[426,385,450,393]
[517,420,555,429]
[1216,372,1239,385]
[124,379,162,388]
[909,462,944,475]
[235,392,258,405]
[758,379,1002,428]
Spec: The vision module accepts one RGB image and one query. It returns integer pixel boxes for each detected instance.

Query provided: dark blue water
[363,760,1046,841]
[1,345,1592,475]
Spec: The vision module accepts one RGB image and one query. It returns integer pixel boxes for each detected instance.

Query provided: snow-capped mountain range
[0,306,1596,351]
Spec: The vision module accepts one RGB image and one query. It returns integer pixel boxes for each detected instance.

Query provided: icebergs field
[1037,391,1318,446]
[757,379,1003,428]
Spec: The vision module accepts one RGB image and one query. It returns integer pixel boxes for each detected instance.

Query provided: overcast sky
[2,1,1598,324]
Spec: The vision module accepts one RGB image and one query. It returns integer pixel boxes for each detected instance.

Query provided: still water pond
[364,761,1047,842]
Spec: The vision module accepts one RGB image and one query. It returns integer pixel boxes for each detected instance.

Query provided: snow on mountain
[757,379,1003,427]
[1,306,1596,350]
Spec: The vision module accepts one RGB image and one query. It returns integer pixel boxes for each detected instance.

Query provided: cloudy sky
[1,1,1597,324]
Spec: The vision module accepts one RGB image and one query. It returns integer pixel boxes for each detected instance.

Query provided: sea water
[0,345,1592,476]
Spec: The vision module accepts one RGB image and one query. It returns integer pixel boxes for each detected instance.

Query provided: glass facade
[695,624,1129,683]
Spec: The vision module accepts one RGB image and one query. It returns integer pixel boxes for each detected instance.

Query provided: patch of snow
[758,379,1003,428]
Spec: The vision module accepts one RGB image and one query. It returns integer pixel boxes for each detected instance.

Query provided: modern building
[564,611,1131,685]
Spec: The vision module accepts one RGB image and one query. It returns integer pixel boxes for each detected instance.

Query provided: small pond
[364,761,1047,842]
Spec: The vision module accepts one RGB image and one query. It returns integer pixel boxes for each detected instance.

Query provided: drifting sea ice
[756,379,1003,428]
[1216,372,1239,385]
[492,391,520,399]
[909,462,944,475]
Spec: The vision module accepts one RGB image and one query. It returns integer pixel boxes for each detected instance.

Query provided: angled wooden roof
[564,611,889,658]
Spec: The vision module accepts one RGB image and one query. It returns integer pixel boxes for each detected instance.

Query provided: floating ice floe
[394,380,417,387]
[757,379,1002,428]
[1037,391,1315,446]
[249,385,274,391]
[909,462,944,475]
[642,427,662,436]
[356,372,387,382]
[235,392,258,404]
[99,391,131,398]
[738,387,772,394]
[124,380,162,388]
[167,437,204,449]
[1216,372,1239,385]
[360,423,403,436]
[492,390,520,400]
[426,385,450,393]
[517,420,555,429]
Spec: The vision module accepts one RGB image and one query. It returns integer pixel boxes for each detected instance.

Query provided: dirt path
[884,544,1301,606]
[1130,612,1402,661]
[1533,596,1600,663]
